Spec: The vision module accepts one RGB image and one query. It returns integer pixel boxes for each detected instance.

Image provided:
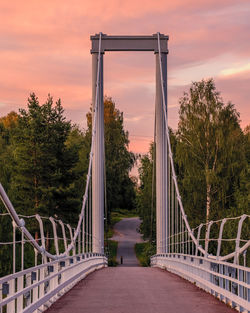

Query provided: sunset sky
[0,0,249,154]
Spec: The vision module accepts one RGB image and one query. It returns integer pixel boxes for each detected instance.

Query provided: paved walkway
[47,217,235,313]
[47,267,235,313]
[111,217,143,266]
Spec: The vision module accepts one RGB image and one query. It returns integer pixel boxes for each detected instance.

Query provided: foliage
[86,96,136,225]
[136,143,155,241]
[135,242,156,266]
[137,130,177,242]
[0,111,18,191]
[107,208,138,238]
[4,95,79,223]
[137,79,249,259]
[0,93,136,276]
[176,79,248,228]
[106,240,118,266]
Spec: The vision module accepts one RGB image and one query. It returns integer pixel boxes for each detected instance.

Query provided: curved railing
[0,33,106,312]
[152,33,250,313]
[0,33,103,261]
[151,254,249,312]
[0,253,107,313]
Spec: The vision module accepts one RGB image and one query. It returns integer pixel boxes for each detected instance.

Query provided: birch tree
[176,79,245,231]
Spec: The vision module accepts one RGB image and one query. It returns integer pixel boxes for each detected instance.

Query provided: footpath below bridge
[47,217,235,313]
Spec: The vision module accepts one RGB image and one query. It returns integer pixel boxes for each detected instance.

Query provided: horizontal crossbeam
[90,34,169,53]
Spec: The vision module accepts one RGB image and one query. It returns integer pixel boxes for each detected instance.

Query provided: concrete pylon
[92,52,104,254]
[155,52,168,254]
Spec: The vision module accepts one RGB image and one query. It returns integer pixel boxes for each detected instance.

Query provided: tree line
[0,94,136,275]
[137,79,249,258]
[0,78,249,272]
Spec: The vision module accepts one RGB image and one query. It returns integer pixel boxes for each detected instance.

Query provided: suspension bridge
[0,33,249,313]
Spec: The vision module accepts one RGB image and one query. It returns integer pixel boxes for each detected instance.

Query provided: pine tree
[9,93,79,223]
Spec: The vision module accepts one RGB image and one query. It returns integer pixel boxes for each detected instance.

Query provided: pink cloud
[216,71,250,128]
[0,0,249,153]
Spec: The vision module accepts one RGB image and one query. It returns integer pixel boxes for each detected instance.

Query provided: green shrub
[106,240,118,266]
[135,242,156,267]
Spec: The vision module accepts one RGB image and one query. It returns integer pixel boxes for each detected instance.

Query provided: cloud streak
[0,0,249,153]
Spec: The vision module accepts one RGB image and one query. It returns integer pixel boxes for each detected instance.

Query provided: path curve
[111,217,143,266]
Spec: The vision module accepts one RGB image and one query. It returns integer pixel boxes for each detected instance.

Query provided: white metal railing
[0,253,107,313]
[157,215,250,265]
[151,254,250,312]
[0,32,103,262]
[155,32,250,313]
[0,32,106,312]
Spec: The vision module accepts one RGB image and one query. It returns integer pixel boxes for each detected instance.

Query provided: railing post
[7,279,15,313]
[33,250,39,305]
[234,215,247,264]
[78,228,81,255]
[12,221,16,274]
[51,262,59,302]
[195,224,203,256]
[25,272,32,307]
[82,218,85,254]
[49,217,59,256]
[59,220,68,254]
[217,219,226,259]
[67,224,76,256]
[205,221,213,257]
[36,214,47,263]
[21,231,24,271]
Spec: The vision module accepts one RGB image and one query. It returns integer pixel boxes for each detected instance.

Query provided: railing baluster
[7,278,15,313]
[17,275,24,312]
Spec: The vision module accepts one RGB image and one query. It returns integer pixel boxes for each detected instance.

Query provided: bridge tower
[91,48,105,254]
[155,47,168,254]
[91,33,169,255]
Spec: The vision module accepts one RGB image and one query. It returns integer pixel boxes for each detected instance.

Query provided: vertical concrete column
[92,52,104,254]
[155,52,168,254]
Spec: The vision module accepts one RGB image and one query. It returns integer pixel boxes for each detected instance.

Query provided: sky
[0,0,249,155]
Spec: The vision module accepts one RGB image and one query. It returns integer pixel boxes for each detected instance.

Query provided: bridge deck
[47,266,235,313]
[47,218,235,313]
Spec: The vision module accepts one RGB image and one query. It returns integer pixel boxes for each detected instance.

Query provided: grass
[106,240,118,266]
[107,208,138,238]
[135,242,156,267]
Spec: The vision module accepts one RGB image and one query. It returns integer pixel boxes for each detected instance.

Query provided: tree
[0,112,19,276]
[86,96,136,223]
[234,125,250,213]
[9,93,80,223]
[137,129,177,242]
[176,79,246,229]
[0,112,18,190]
[0,96,90,275]
[137,143,155,241]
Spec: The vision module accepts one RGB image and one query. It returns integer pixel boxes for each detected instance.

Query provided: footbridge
[0,33,249,313]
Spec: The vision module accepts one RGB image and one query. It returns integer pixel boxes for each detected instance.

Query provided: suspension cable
[0,32,103,260]
[150,108,156,241]
[156,32,206,256]
[156,32,250,260]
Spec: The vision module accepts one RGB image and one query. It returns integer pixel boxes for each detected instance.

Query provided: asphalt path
[111,217,143,266]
